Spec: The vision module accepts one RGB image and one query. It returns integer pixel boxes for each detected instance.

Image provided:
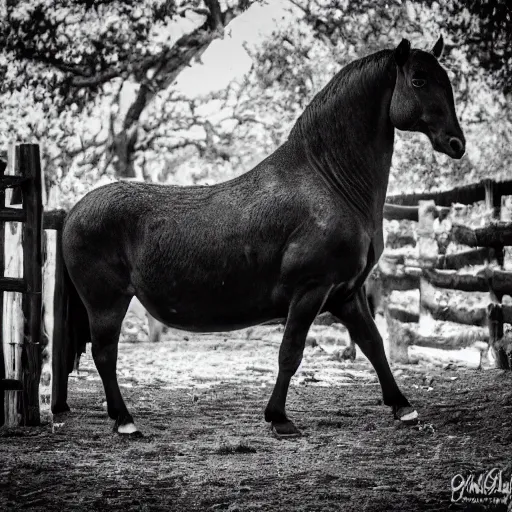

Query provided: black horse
[61,37,465,437]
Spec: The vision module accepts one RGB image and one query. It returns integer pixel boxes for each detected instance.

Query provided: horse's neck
[294,58,396,228]
[353,85,395,219]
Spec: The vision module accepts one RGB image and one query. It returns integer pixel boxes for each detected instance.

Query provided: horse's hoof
[394,406,419,425]
[115,422,143,437]
[271,421,302,439]
[52,402,71,414]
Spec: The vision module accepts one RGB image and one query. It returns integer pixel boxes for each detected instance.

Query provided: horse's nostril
[449,137,464,154]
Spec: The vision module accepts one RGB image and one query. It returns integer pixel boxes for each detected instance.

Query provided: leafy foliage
[443,0,512,94]
[0,0,510,205]
[1,0,165,111]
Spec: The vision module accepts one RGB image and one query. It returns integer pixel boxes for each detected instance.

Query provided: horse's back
[61,174,306,329]
[61,148,372,331]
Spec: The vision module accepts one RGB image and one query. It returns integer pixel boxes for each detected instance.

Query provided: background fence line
[1,144,512,427]
[381,178,512,368]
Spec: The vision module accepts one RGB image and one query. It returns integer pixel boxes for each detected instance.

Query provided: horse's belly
[133,273,287,332]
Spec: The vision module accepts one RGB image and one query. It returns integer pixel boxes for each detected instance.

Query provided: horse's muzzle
[432,133,466,160]
[448,136,465,159]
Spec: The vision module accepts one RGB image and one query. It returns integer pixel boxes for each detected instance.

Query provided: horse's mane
[290,50,394,140]
[288,49,396,222]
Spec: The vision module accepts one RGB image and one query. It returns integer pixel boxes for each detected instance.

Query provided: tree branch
[204,0,224,30]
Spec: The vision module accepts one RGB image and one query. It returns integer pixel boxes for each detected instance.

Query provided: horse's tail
[63,261,90,374]
[51,252,91,414]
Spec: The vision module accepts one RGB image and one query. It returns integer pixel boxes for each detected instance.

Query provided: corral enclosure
[1,0,512,509]
[1,146,512,510]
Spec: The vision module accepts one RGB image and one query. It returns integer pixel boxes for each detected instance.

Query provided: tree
[1,0,510,198]
[0,0,255,177]
[444,0,512,95]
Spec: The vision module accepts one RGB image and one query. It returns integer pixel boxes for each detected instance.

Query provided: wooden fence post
[418,200,438,336]
[385,307,410,363]
[20,144,43,425]
[41,185,59,424]
[484,179,509,369]
[484,179,504,267]
[3,145,24,427]
[384,200,437,363]
[0,157,5,426]
[487,304,508,369]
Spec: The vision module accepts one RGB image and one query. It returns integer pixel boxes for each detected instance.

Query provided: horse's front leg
[328,287,418,424]
[265,284,333,438]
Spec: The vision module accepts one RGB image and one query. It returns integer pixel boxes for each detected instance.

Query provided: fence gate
[0,144,43,427]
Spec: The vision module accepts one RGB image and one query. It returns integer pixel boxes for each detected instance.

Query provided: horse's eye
[412,78,426,88]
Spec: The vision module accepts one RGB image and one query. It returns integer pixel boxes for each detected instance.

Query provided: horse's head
[390,36,465,159]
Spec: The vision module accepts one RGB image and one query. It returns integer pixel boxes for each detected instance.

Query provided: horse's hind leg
[328,287,418,424]
[87,295,139,435]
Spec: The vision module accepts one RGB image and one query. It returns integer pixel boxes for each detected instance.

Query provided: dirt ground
[1,323,512,512]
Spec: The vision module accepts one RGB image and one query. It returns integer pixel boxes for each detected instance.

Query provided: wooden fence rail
[386,178,512,207]
[381,178,512,368]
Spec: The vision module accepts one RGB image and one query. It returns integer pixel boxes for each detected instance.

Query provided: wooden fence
[1,143,511,427]
[0,144,67,427]
[380,178,512,368]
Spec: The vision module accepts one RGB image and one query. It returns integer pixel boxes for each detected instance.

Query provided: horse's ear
[431,35,444,59]
[394,38,411,67]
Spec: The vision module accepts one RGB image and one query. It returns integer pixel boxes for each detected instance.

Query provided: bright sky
[118,1,295,124]
[174,0,294,97]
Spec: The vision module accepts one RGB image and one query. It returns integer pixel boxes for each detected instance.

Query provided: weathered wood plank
[43,209,66,231]
[420,291,487,327]
[386,179,512,207]
[407,328,489,349]
[423,269,489,292]
[0,207,26,223]
[488,269,512,298]
[383,204,419,221]
[384,247,495,270]
[436,247,496,270]
[483,181,507,368]
[0,175,30,190]
[488,304,509,369]
[383,203,450,221]
[20,144,43,426]
[380,272,420,291]
[3,144,24,427]
[41,187,59,423]
[0,277,26,293]
[451,222,512,248]
[388,306,419,323]
[0,158,5,426]
[423,268,512,297]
